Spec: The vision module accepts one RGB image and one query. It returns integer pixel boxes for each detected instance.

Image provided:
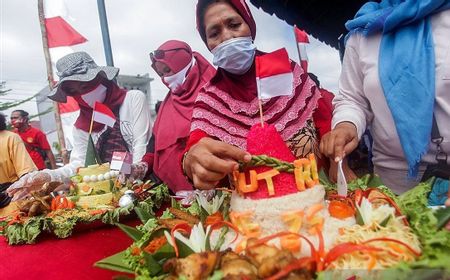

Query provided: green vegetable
[1,184,170,245]
[320,171,398,202]
[398,180,450,271]
[70,175,83,183]
[135,206,152,224]
[143,252,162,276]
[213,226,229,251]
[355,207,364,225]
[435,207,450,230]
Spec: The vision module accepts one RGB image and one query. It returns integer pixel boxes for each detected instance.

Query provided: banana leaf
[117,223,143,241]
[143,252,162,276]
[94,250,134,274]
[134,206,152,224]
[435,207,450,229]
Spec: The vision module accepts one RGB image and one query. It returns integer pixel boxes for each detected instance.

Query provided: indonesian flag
[294,26,309,72]
[255,48,293,99]
[58,96,80,150]
[43,0,86,150]
[44,0,88,73]
[93,102,116,128]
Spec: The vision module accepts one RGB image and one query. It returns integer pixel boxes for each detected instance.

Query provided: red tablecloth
[0,220,139,280]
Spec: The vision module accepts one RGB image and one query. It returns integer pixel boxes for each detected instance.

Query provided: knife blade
[337,159,348,197]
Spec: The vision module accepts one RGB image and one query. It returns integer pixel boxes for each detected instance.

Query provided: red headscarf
[196,0,256,45]
[72,79,127,132]
[191,0,324,155]
[151,40,193,74]
[151,40,216,192]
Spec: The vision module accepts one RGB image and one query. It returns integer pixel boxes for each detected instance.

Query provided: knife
[337,159,348,197]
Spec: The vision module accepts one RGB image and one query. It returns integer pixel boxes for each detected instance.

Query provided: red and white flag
[110,152,133,174]
[58,96,80,150]
[294,26,309,72]
[255,48,293,99]
[93,102,116,128]
[43,0,87,149]
[44,0,88,74]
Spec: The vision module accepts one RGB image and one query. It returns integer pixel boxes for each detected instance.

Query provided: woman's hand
[320,122,359,161]
[7,171,52,201]
[119,162,149,184]
[183,138,251,190]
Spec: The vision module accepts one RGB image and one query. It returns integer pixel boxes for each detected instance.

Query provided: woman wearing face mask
[7,52,152,201]
[134,40,215,193]
[182,0,356,190]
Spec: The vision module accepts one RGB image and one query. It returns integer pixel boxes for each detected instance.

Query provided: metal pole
[37,0,69,164]
[338,34,345,63]
[97,0,114,66]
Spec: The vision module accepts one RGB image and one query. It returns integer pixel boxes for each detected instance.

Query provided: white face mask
[81,84,107,108]
[163,58,195,95]
[211,36,256,75]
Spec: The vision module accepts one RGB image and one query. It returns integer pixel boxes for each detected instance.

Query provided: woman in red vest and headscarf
[182,0,356,190]
[139,40,216,193]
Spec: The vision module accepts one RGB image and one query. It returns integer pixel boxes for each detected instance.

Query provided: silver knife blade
[337,159,348,197]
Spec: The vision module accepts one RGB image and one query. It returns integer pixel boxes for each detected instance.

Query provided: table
[0,220,139,280]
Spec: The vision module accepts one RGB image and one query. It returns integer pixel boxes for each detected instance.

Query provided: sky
[0,0,342,119]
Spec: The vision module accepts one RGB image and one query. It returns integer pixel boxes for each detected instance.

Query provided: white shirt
[48,90,152,181]
[333,10,450,192]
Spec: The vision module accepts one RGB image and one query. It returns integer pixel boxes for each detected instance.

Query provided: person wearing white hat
[7,52,152,201]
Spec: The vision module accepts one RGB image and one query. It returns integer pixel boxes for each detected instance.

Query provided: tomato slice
[328,200,355,219]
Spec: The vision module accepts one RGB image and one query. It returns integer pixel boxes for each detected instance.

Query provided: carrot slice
[362,237,421,257]
[280,234,301,253]
[256,169,280,196]
[237,170,258,193]
[367,253,377,270]
[324,243,383,266]
[205,211,223,227]
[306,204,324,221]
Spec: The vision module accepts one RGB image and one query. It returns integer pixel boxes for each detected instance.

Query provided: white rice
[227,185,355,257]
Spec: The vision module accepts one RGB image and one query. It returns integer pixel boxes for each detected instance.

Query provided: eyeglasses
[149,47,190,63]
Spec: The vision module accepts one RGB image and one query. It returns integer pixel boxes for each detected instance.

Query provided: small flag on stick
[92,102,116,129]
[110,152,133,175]
[294,26,309,72]
[255,48,293,100]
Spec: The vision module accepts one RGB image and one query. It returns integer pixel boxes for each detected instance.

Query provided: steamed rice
[228,185,355,256]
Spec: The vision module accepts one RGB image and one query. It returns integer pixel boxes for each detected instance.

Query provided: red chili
[362,237,421,257]
[60,197,68,209]
[363,188,409,226]
[205,212,224,227]
[7,214,22,226]
[170,223,192,257]
[51,195,60,211]
[352,189,363,206]
[246,231,318,261]
[324,242,383,266]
